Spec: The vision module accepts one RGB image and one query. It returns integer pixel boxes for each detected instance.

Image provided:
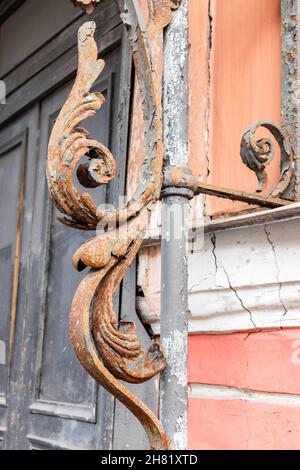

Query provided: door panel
[0,133,26,402]
[0,0,82,77]
[0,105,40,450]
[0,131,27,413]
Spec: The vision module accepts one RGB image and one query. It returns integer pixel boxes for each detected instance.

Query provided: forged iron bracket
[46,0,182,451]
[163,121,297,208]
[46,0,297,451]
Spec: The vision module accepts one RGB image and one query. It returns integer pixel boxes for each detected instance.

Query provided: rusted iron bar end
[195,182,292,208]
[163,164,293,209]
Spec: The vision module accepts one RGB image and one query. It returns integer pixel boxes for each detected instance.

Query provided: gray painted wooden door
[0,44,126,451]
[0,0,158,451]
[0,106,40,450]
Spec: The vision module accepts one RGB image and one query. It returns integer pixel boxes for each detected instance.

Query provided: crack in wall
[264,225,288,321]
[210,233,258,330]
[210,232,218,272]
[189,275,215,292]
[222,263,258,331]
[244,332,252,342]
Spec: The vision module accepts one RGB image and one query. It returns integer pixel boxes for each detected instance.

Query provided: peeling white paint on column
[160,0,190,451]
[161,330,188,450]
[164,0,189,166]
[162,330,188,387]
[173,411,188,451]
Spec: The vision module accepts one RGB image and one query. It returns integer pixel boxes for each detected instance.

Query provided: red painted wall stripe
[189,330,300,395]
[189,398,300,450]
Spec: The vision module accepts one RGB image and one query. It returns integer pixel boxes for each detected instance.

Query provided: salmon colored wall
[189,331,300,395]
[128,0,282,217]
[188,0,210,179]
[189,398,300,450]
[188,331,300,450]
[206,0,282,216]
[126,1,289,451]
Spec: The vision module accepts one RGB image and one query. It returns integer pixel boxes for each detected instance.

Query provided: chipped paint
[161,330,187,387]
[281,0,300,197]
[138,215,300,335]
[163,0,189,167]
[173,411,188,451]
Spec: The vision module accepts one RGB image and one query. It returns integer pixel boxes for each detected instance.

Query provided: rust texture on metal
[146,0,181,37]
[240,121,294,197]
[47,21,116,231]
[194,182,292,209]
[163,165,198,193]
[281,0,300,199]
[71,0,101,14]
[163,122,296,209]
[47,0,180,451]
[48,0,296,451]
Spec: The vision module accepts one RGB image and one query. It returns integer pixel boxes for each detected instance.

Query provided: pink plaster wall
[188,0,210,178]
[206,0,282,216]
[127,0,282,214]
[188,330,300,449]
[189,330,300,395]
[126,0,292,451]
[189,398,300,450]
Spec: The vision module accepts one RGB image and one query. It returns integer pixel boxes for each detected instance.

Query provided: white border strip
[190,384,300,407]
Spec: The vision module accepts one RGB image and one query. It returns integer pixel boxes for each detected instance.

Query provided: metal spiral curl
[240,121,294,198]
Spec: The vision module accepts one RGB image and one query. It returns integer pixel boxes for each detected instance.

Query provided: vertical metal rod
[281,0,300,198]
[160,0,190,450]
[160,192,191,450]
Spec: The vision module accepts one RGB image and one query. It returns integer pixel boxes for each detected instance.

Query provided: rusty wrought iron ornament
[46,0,297,452]
[192,121,296,208]
[164,121,296,208]
[240,121,294,197]
[47,0,183,451]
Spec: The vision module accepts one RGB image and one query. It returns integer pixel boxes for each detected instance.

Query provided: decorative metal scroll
[47,0,182,452]
[240,121,294,197]
[192,122,295,208]
[46,0,296,453]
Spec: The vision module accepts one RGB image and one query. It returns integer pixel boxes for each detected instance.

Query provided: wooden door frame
[0,0,26,25]
[0,0,125,126]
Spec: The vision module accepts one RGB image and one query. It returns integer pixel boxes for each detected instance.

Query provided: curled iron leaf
[71,0,101,14]
[240,121,294,197]
[47,21,116,230]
